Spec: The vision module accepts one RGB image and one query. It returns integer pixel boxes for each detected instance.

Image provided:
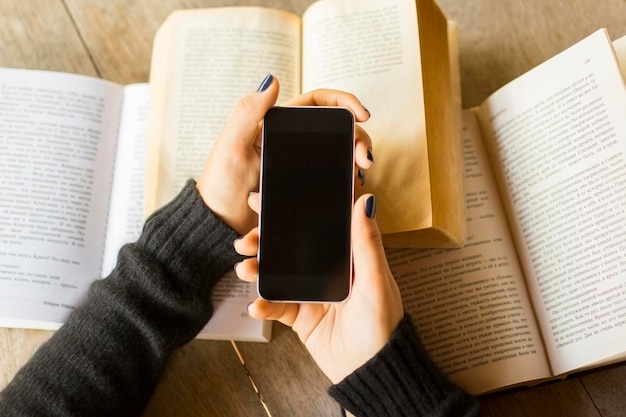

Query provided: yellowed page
[145,7,298,342]
[146,7,301,213]
[301,0,431,235]
[387,111,550,394]
[477,30,626,375]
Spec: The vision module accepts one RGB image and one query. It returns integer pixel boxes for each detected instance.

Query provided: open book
[0,69,269,342]
[145,0,465,248]
[389,30,626,394]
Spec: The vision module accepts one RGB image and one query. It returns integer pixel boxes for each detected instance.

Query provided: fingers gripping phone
[258,107,355,302]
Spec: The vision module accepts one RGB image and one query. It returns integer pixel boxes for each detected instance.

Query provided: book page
[614,35,626,75]
[387,111,550,394]
[301,0,432,235]
[102,83,150,276]
[477,30,626,375]
[145,7,301,214]
[198,271,271,342]
[0,68,123,329]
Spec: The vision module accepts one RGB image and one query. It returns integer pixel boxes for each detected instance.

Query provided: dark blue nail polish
[363,107,371,117]
[257,73,273,92]
[367,148,374,165]
[365,195,377,219]
[358,169,365,186]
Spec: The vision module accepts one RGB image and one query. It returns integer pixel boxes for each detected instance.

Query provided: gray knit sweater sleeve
[0,181,480,417]
[0,180,243,417]
[329,315,481,417]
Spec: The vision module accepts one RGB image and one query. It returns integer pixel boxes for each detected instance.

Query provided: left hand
[196,74,373,235]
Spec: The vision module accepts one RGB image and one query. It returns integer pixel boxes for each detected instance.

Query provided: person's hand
[196,74,373,235]
[234,193,404,384]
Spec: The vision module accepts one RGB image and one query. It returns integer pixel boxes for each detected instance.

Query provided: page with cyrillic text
[387,111,550,394]
[477,30,626,375]
[302,0,432,236]
[0,68,122,329]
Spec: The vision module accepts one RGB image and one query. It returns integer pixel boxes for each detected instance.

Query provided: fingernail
[358,169,365,187]
[365,195,377,219]
[363,107,371,117]
[257,73,273,92]
[367,148,374,166]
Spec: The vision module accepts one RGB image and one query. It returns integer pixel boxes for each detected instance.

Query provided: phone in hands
[257,106,355,302]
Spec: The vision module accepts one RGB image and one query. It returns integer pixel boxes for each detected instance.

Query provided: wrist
[142,180,244,296]
[196,183,256,235]
[329,315,478,416]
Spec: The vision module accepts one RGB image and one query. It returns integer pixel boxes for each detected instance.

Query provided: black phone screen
[258,107,354,302]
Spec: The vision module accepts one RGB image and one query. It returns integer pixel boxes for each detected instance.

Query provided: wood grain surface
[1,0,626,416]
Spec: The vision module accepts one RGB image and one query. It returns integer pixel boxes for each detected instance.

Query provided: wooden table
[2,1,626,416]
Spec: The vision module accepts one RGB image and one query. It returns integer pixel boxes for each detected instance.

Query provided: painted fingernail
[365,195,377,219]
[257,73,273,92]
[363,107,371,117]
[367,148,374,166]
[358,169,365,186]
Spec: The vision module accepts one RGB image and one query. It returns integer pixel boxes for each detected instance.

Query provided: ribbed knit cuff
[137,179,244,298]
[0,181,249,417]
[328,315,479,417]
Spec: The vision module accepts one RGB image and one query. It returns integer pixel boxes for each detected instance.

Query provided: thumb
[221,74,280,148]
[351,194,388,288]
[351,194,404,330]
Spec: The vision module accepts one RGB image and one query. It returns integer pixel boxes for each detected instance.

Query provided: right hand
[235,193,404,384]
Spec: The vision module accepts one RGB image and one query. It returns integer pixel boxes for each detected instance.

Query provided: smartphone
[258,106,355,302]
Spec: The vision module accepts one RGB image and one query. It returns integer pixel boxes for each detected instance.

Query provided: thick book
[144,0,466,248]
[388,30,626,394]
[0,69,269,342]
